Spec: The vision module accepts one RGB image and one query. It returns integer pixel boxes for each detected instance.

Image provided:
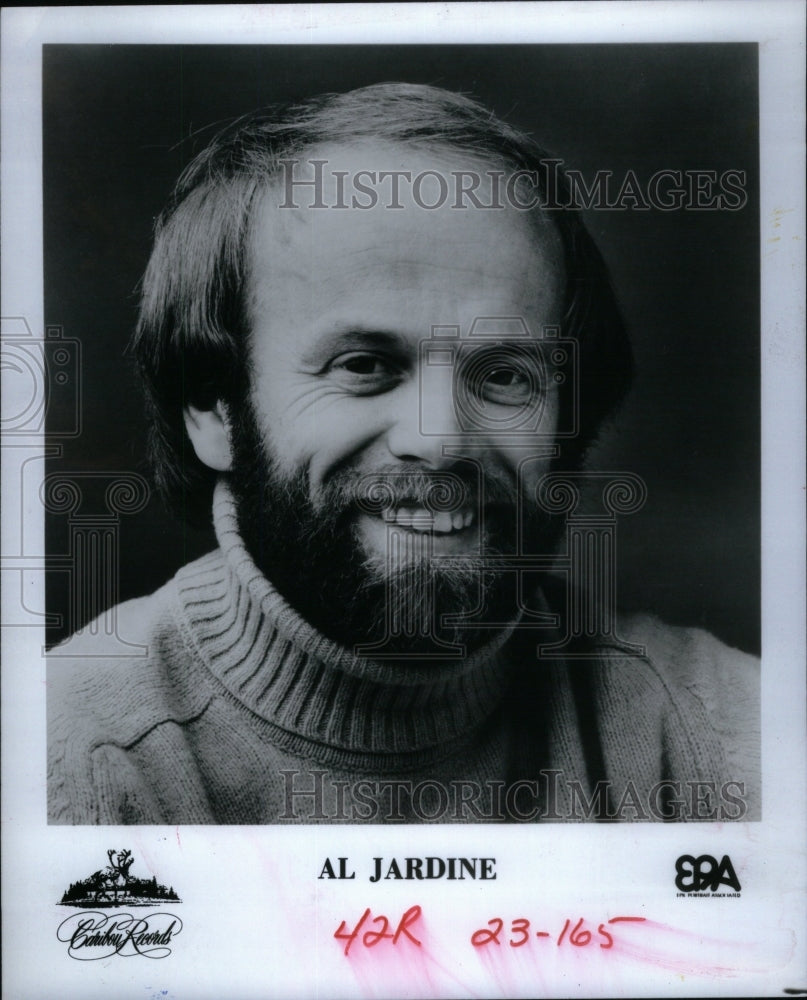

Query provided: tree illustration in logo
[59,849,181,908]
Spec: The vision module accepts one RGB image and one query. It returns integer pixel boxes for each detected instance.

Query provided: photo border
[2,4,804,997]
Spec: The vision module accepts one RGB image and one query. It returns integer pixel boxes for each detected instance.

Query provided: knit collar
[172,478,521,758]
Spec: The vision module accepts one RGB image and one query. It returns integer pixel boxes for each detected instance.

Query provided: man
[47,83,759,824]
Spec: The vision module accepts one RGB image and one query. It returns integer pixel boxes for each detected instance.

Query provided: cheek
[250,384,391,484]
[491,391,560,492]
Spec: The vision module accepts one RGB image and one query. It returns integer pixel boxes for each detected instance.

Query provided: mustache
[311,464,519,516]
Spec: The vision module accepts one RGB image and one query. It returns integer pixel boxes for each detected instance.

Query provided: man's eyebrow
[300,327,410,368]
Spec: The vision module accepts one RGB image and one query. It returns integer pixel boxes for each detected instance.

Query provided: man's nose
[385,366,463,468]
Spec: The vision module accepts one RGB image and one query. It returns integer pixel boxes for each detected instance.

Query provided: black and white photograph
[43,42,761,826]
[2,3,804,998]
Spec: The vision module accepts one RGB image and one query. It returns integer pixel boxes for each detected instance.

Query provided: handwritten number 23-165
[471,916,645,949]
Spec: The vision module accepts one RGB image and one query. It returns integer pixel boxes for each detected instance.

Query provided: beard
[227,396,565,661]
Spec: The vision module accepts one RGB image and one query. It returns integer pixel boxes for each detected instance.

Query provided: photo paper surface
[2,3,804,997]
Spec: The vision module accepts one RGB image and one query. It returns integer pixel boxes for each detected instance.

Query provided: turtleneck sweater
[48,481,760,824]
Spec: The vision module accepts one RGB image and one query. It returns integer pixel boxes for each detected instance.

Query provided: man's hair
[131,82,632,525]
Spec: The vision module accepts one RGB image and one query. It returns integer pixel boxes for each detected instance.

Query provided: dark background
[43,43,760,653]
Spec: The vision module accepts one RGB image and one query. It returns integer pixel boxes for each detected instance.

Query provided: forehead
[246,141,565,339]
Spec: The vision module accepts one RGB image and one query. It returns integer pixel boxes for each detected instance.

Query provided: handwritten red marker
[470,915,646,950]
[334,905,422,956]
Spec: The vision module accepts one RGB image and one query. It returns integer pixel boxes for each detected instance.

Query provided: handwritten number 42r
[471,916,646,949]
[334,906,422,956]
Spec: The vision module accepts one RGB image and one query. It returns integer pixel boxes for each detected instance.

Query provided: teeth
[379,506,475,533]
[393,507,408,526]
[395,506,430,529]
[433,512,452,533]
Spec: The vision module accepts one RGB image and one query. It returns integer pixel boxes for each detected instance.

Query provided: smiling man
[47,83,760,824]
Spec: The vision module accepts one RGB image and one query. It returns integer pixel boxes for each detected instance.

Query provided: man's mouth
[377,504,476,534]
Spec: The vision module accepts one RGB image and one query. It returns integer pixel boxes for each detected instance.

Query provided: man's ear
[184,401,233,472]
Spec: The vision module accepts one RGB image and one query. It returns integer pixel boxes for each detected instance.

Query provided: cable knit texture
[48,480,760,824]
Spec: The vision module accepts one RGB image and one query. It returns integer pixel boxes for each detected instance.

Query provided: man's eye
[337,354,388,375]
[473,364,537,404]
[326,352,402,392]
[485,366,529,387]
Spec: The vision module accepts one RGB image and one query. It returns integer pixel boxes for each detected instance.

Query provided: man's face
[231,142,566,655]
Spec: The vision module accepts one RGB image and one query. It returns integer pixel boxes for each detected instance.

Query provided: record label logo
[56,848,183,959]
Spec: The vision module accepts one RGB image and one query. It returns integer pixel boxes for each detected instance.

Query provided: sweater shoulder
[47,551,224,741]
[607,613,760,815]
[613,612,759,700]
[47,554,224,823]
[50,549,224,657]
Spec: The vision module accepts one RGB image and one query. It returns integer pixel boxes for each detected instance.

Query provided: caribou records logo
[56,849,182,959]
